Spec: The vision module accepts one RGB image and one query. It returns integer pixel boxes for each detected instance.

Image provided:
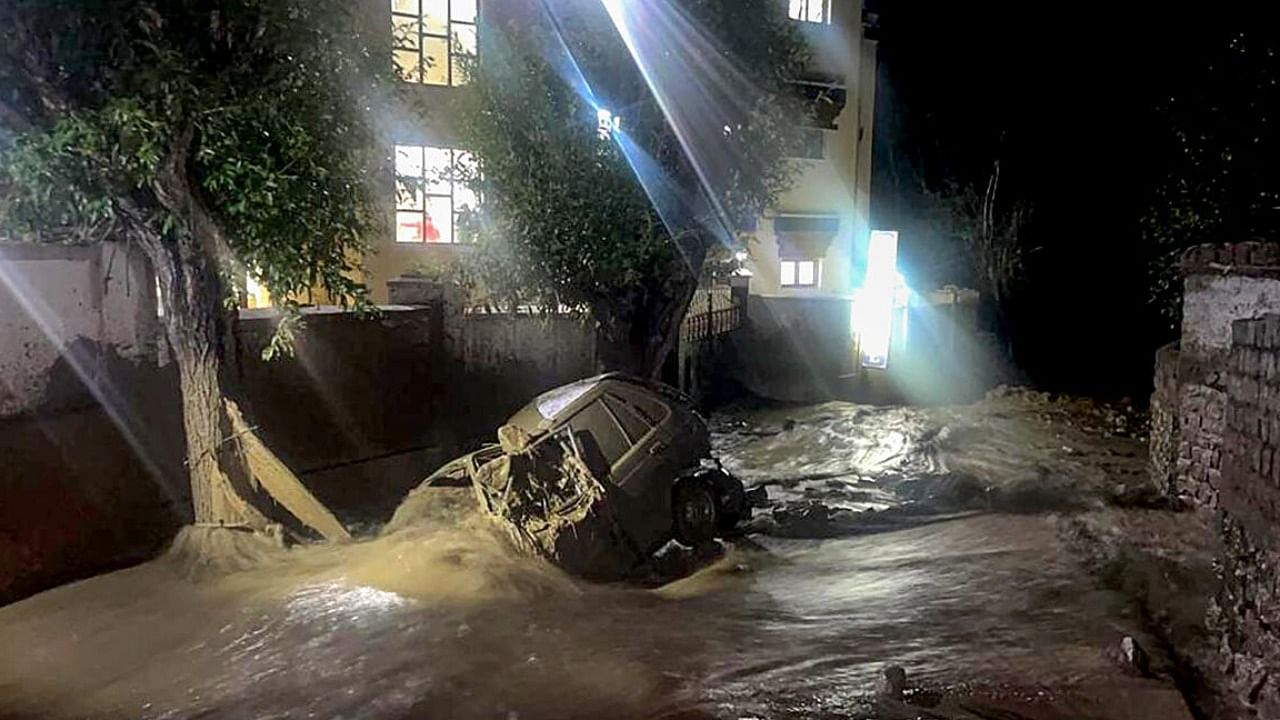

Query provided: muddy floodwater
[0,394,1192,719]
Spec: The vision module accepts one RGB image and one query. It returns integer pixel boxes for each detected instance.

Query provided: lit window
[245,272,271,309]
[788,0,831,23]
[392,0,478,86]
[780,259,819,287]
[395,145,478,244]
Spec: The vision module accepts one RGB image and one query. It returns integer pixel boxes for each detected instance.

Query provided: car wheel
[707,470,749,532]
[672,480,719,547]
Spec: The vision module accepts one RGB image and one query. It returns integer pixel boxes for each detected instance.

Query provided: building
[744,0,878,300]
[351,0,878,304]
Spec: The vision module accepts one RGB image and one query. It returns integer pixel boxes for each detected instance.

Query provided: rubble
[875,664,908,701]
[1121,636,1151,676]
[472,425,647,581]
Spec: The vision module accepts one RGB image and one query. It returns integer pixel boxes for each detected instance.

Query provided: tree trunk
[594,248,704,379]
[152,230,270,528]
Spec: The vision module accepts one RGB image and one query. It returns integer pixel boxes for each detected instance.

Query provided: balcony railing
[681,284,744,342]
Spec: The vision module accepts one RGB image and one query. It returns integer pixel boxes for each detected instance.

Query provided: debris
[224,399,351,542]
[1120,636,1151,676]
[876,664,907,701]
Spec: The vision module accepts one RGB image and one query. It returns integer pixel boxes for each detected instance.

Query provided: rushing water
[0,401,1175,720]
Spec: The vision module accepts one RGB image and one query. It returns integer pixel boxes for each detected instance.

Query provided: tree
[449,0,807,377]
[0,0,392,536]
[924,157,1034,355]
[1143,30,1280,332]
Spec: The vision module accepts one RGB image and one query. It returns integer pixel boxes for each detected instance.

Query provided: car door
[604,391,670,492]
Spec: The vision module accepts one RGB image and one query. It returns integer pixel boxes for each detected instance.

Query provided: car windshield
[533,379,597,419]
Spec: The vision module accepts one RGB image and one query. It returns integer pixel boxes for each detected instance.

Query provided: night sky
[871,3,1247,398]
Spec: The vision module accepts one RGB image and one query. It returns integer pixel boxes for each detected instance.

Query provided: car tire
[706,470,749,532]
[672,480,719,547]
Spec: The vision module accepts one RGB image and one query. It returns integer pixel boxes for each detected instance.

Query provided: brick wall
[1213,314,1280,716]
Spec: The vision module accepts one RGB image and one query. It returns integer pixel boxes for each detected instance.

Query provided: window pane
[453,23,477,56]
[454,184,477,213]
[422,147,451,193]
[570,401,630,474]
[392,0,419,14]
[798,260,816,286]
[807,0,827,22]
[423,195,453,243]
[422,36,449,85]
[396,211,425,243]
[396,179,423,210]
[605,395,653,445]
[392,14,419,48]
[393,49,421,83]
[780,260,796,286]
[394,145,423,177]
[422,0,448,35]
[451,24,477,85]
[452,0,477,23]
[788,0,804,20]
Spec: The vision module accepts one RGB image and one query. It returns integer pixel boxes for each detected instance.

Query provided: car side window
[567,400,630,477]
[604,393,654,445]
[613,386,670,428]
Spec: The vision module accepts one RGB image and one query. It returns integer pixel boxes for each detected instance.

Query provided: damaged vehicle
[422,373,753,578]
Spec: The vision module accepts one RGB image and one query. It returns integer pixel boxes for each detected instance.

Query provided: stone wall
[1213,314,1280,716]
[1177,383,1227,507]
[1158,242,1280,505]
[1149,343,1181,495]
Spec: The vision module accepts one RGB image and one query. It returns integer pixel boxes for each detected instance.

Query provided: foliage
[448,0,807,370]
[1142,30,1280,330]
[0,0,395,353]
[924,159,1034,310]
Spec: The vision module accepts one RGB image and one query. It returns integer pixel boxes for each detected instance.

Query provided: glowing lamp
[854,230,899,369]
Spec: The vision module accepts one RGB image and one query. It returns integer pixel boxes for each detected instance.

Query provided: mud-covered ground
[0,389,1206,720]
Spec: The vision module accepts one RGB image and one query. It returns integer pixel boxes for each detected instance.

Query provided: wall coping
[1181,242,1280,278]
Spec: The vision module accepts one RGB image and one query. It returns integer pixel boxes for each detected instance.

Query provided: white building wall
[745,0,876,298]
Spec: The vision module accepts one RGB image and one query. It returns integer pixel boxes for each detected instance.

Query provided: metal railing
[681,284,743,342]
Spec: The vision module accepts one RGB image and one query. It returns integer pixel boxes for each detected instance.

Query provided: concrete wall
[733,289,991,405]
[1,243,159,416]
[1213,314,1280,716]
[1,242,186,606]
[231,301,595,523]
[1,255,599,605]
[461,313,596,419]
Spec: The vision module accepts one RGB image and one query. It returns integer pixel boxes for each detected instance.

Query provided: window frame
[788,0,832,23]
[392,0,479,87]
[780,259,821,288]
[394,144,477,245]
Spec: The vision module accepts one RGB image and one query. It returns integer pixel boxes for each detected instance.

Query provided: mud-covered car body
[426,373,746,560]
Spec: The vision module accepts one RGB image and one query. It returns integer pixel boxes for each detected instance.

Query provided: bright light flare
[597,0,764,248]
[596,108,621,139]
[854,230,901,370]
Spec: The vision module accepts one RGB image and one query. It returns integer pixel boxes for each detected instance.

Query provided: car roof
[506,373,696,434]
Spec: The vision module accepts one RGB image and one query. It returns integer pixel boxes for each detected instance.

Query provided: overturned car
[422,374,752,579]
